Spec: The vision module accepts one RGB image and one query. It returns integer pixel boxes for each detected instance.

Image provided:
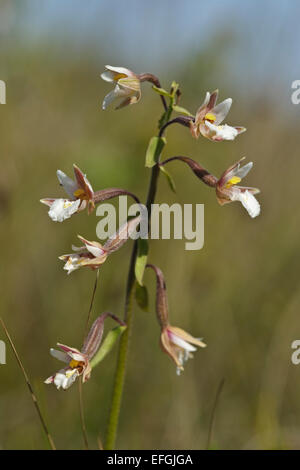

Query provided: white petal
[104,65,132,76]
[201,91,210,108]
[84,244,105,258]
[225,161,253,184]
[64,369,79,389]
[56,170,78,199]
[62,254,85,274]
[102,90,117,110]
[212,98,232,125]
[50,348,69,363]
[48,199,80,222]
[101,71,115,82]
[53,369,79,390]
[235,162,253,180]
[71,244,87,253]
[102,85,129,110]
[205,121,238,141]
[232,190,261,218]
[168,331,197,352]
[53,371,68,390]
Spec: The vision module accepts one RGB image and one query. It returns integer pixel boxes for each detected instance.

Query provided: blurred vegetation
[1,3,300,451]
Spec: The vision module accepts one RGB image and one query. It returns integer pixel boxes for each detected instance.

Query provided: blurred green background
[0,0,300,450]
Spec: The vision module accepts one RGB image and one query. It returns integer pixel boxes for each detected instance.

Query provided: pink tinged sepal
[194,90,219,123]
[56,343,86,362]
[191,90,219,138]
[73,164,94,200]
[81,313,124,359]
[77,236,106,258]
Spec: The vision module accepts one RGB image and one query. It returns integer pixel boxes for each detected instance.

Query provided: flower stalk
[104,88,175,450]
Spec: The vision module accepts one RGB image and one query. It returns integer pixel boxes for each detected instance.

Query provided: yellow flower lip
[204,112,216,123]
[74,188,89,200]
[69,359,85,372]
[225,176,241,188]
[113,72,128,81]
[63,201,73,209]
[69,359,80,368]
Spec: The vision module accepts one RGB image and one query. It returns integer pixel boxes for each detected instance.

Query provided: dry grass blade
[206,378,225,450]
[0,316,56,450]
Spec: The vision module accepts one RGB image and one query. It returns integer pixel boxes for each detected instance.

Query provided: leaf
[135,238,149,285]
[152,85,172,98]
[170,81,179,97]
[135,283,149,312]
[172,105,193,117]
[90,326,127,369]
[145,136,166,168]
[160,166,176,193]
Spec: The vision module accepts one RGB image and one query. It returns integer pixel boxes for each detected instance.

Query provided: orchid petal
[48,199,81,222]
[56,170,78,199]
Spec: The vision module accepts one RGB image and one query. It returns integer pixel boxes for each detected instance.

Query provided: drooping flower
[59,237,108,274]
[101,65,141,110]
[161,325,206,376]
[216,157,261,218]
[40,164,95,222]
[45,313,125,390]
[59,215,141,274]
[146,263,206,375]
[190,90,246,141]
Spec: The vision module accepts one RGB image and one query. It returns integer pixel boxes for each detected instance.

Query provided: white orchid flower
[101,65,141,110]
[40,164,95,222]
[216,157,260,218]
[190,90,246,141]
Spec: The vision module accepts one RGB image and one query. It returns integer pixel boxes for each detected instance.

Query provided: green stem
[105,163,161,449]
[104,85,180,449]
[105,109,174,450]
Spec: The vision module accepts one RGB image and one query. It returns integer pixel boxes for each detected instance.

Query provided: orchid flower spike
[59,215,141,274]
[190,90,246,141]
[147,264,206,375]
[216,157,261,218]
[45,313,124,390]
[101,65,141,110]
[40,164,95,222]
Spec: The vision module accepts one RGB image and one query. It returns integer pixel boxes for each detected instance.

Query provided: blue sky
[1,1,299,104]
